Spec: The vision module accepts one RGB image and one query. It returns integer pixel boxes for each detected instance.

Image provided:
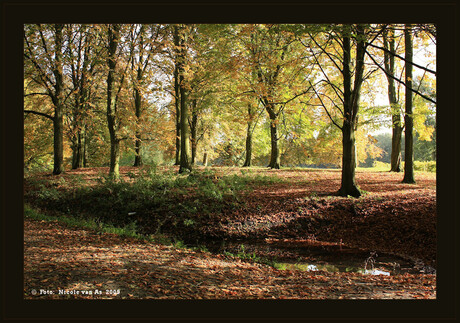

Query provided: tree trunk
[190,100,198,165]
[133,68,143,167]
[390,120,402,172]
[203,151,208,166]
[243,128,253,167]
[133,137,142,166]
[173,26,181,166]
[337,25,365,198]
[109,136,120,177]
[71,131,84,170]
[83,130,88,168]
[107,24,121,179]
[78,126,85,168]
[71,90,86,170]
[383,27,402,172]
[338,121,361,197]
[179,82,191,173]
[267,112,280,169]
[52,108,64,175]
[402,24,416,184]
[52,24,65,175]
[243,104,254,167]
[177,25,192,174]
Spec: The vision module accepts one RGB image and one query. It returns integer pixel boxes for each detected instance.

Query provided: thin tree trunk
[391,119,402,172]
[83,129,88,168]
[133,69,143,167]
[107,24,121,178]
[173,26,181,166]
[177,25,192,174]
[190,99,198,165]
[383,27,402,172]
[133,27,146,167]
[243,104,254,167]
[203,151,208,166]
[71,133,84,170]
[402,24,416,184]
[78,126,85,168]
[71,93,86,170]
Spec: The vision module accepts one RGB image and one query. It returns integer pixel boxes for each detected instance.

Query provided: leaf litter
[24,166,436,299]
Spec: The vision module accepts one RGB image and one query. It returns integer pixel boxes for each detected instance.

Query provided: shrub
[413,160,436,173]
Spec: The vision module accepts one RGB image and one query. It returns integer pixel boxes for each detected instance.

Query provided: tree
[172,25,181,166]
[402,24,416,184]
[305,24,371,197]
[129,24,167,167]
[363,23,436,175]
[65,24,104,170]
[106,24,131,178]
[24,24,67,175]
[176,24,192,173]
[242,102,258,167]
[24,80,54,171]
[382,25,403,172]
[217,24,263,167]
[243,24,311,169]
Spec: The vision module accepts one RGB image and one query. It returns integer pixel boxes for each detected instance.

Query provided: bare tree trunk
[179,82,191,173]
[53,107,64,175]
[52,24,65,175]
[190,99,198,165]
[383,27,402,172]
[107,24,121,178]
[177,25,192,174]
[243,104,254,167]
[337,25,365,198]
[133,70,143,167]
[266,107,280,169]
[71,132,84,170]
[390,118,402,172]
[173,26,181,166]
[78,127,85,168]
[83,129,88,167]
[203,151,208,166]
[243,128,253,167]
[339,121,361,197]
[402,24,416,184]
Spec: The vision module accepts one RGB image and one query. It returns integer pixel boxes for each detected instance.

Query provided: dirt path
[24,218,436,299]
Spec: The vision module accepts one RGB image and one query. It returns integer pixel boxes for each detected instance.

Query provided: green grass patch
[24,167,285,232]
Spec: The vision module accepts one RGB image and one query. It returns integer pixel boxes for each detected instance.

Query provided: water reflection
[199,238,430,276]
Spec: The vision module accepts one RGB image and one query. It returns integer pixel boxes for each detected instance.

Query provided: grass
[24,167,285,234]
[222,244,280,268]
[24,204,185,247]
[24,203,282,272]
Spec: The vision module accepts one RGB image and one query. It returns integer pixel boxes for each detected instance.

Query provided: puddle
[196,238,434,276]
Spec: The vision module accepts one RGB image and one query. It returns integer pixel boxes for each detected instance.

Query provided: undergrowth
[24,167,283,237]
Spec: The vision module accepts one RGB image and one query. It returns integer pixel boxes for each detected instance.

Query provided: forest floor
[23,166,437,299]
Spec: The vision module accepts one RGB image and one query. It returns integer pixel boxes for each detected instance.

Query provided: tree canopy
[24,23,436,194]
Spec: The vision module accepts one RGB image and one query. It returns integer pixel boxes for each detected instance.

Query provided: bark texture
[402,24,416,184]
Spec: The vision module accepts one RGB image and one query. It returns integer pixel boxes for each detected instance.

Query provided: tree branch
[365,49,436,105]
[24,92,49,97]
[365,41,436,75]
[309,81,342,130]
[307,43,345,105]
[24,109,54,121]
